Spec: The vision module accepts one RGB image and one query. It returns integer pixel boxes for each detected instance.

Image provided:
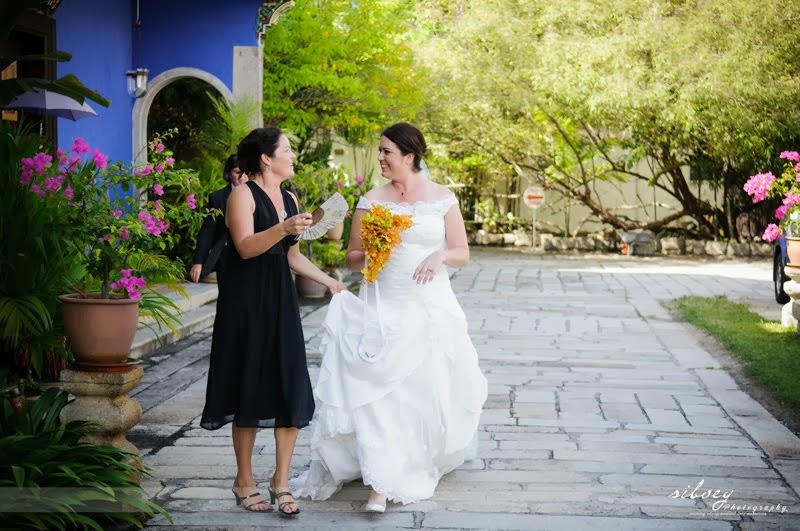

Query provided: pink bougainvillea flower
[165,156,175,167]
[187,194,196,210]
[146,218,169,236]
[155,143,165,153]
[92,148,109,170]
[743,172,776,203]
[19,169,32,185]
[763,223,782,243]
[135,164,153,177]
[355,174,364,184]
[138,211,168,236]
[21,153,53,176]
[120,225,130,240]
[776,205,790,220]
[63,185,74,198]
[155,163,164,173]
[784,193,800,208]
[153,183,164,196]
[32,153,53,174]
[44,177,60,191]
[71,138,91,155]
[66,155,81,172]
[780,151,800,163]
[110,272,145,300]
[111,209,123,218]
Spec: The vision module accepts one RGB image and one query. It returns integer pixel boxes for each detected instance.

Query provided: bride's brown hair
[382,123,427,172]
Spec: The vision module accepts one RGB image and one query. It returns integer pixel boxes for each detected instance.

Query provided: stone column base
[59,367,144,457]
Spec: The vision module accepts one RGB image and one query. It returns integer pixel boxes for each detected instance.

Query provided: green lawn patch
[674,296,800,413]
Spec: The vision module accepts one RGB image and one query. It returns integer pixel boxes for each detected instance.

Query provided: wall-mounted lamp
[126,68,148,98]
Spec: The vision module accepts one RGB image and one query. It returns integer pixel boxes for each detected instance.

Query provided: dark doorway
[147,77,220,162]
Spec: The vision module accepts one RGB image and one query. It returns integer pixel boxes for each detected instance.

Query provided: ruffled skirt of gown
[292,276,488,504]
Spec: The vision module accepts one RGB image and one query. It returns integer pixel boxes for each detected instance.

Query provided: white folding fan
[297,192,349,241]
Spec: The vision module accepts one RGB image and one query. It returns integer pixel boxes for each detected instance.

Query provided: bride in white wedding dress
[292,123,488,512]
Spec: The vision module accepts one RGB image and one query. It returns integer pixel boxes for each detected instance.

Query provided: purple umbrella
[2,89,98,121]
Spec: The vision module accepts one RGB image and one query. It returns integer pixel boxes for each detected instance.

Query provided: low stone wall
[469,230,773,258]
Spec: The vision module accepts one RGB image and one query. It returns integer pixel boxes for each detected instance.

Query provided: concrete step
[131,282,218,360]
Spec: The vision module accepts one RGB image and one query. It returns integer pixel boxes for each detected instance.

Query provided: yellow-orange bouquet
[360,204,413,282]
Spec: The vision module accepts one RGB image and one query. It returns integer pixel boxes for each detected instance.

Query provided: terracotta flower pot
[788,237,800,265]
[295,274,329,299]
[58,294,140,367]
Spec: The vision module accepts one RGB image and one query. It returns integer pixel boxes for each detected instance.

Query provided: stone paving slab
[132,250,800,529]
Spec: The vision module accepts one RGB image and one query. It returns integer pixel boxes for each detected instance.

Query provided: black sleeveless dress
[201,182,314,430]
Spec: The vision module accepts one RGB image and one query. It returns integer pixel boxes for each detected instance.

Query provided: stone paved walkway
[134,249,800,530]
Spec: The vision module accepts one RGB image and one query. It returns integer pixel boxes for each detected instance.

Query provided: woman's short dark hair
[222,154,239,183]
[236,127,282,176]
[382,122,427,172]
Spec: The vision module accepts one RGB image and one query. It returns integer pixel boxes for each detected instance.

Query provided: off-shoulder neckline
[357,194,456,209]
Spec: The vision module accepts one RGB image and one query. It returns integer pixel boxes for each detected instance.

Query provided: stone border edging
[470,231,772,258]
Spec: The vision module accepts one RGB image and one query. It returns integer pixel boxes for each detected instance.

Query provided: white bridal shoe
[364,491,387,513]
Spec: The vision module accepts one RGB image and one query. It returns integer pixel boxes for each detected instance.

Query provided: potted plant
[744,150,800,262]
[295,240,347,299]
[19,131,207,369]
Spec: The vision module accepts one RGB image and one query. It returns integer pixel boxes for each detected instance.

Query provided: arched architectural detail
[131,67,233,166]
[256,1,294,38]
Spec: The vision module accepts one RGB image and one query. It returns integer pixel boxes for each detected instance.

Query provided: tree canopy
[261,0,424,150]
[414,0,800,238]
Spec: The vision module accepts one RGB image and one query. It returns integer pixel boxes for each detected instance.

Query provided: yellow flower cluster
[360,204,413,282]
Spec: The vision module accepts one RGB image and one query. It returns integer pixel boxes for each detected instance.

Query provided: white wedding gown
[292,195,488,504]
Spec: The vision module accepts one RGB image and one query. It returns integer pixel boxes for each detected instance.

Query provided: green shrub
[0,385,170,530]
[310,240,346,270]
[0,123,84,387]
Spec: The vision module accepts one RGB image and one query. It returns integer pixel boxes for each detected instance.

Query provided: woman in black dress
[201,127,347,515]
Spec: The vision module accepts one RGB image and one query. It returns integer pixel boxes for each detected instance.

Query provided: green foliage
[0,386,171,530]
[0,0,109,108]
[21,129,207,300]
[166,157,224,269]
[196,94,259,163]
[475,198,526,234]
[289,164,344,212]
[415,0,800,239]
[147,79,218,162]
[310,240,346,269]
[338,171,375,245]
[16,129,204,346]
[675,296,800,413]
[262,0,423,144]
[0,123,80,384]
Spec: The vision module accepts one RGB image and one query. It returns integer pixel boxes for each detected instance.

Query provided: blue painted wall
[56,0,133,164]
[54,0,264,162]
[138,0,263,88]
